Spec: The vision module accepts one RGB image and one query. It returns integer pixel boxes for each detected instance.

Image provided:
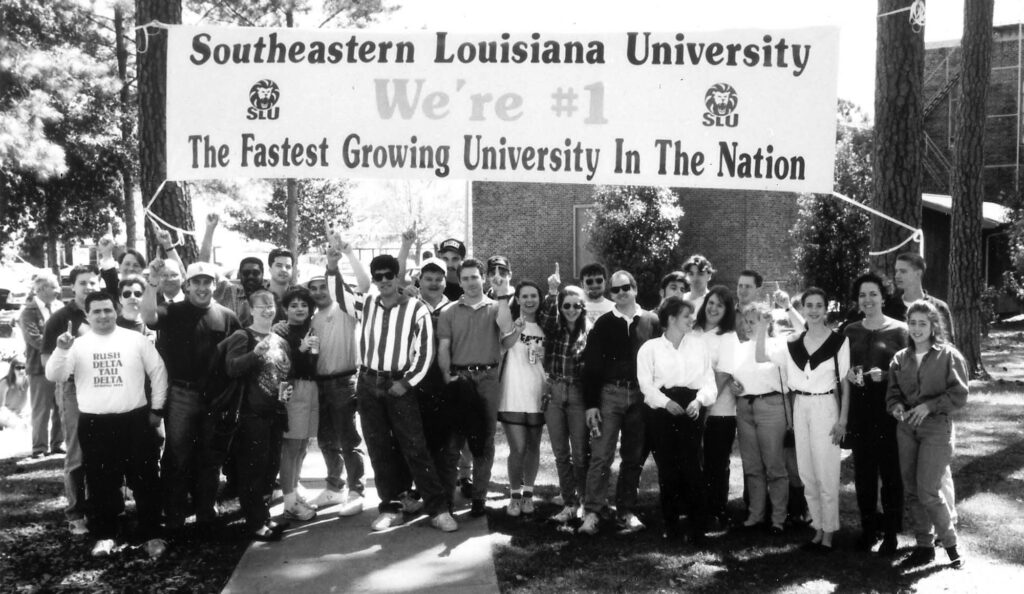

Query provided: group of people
[9,217,969,571]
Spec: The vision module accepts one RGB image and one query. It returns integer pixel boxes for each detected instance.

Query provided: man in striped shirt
[344,254,457,533]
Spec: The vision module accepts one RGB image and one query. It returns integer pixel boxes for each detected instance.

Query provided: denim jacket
[885,343,968,415]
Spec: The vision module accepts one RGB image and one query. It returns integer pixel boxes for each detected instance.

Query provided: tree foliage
[586,185,684,308]
[789,100,873,302]
[226,179,352,254]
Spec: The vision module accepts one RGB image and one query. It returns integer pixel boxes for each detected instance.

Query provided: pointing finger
[554,262,560,276]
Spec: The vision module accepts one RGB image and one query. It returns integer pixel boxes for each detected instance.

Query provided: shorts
[283,379,319,440]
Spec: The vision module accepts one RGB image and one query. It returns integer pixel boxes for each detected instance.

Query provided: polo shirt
[437,295,501,366]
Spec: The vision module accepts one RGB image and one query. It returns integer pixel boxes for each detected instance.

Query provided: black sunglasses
[372,271,396,282]
[121,290,144,298]
[609,284,633,294]
[561,303,584,310]
[583,278,604,286]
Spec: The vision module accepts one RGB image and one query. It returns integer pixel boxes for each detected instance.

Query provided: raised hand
[401,222,417,246]
[206,212,220,228]
[773,290,791,310]
[547,262,561,294]
[97,235,115,258]
[56,321,75,350]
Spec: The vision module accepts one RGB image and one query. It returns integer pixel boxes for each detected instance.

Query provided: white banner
[166,25,838,192]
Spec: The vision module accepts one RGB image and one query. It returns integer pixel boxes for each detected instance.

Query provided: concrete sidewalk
[222,449,500,594]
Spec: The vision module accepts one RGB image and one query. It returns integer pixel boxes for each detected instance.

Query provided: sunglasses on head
[609,284,633,294]
[121,290,144,298]
[372,271,396,282]
[583,277,604,286]
[561,303,584,310]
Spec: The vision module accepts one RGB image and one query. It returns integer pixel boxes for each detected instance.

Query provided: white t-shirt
[696,328,741,416]
[312,301,358,375]
[499,321,546,413]
[584,297,615,325]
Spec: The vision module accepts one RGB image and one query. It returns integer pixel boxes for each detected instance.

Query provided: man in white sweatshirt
[46,292,168,558]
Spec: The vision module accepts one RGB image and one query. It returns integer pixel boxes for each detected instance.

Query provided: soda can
[278,381,292,402]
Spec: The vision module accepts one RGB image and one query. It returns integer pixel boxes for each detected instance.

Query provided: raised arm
[140,258,164,326]
[199,213,219,263]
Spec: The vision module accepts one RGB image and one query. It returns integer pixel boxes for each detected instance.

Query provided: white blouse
[696,328,740,416]
[731,337,786,396]
[768,333,850,394]
[636,334,717,410]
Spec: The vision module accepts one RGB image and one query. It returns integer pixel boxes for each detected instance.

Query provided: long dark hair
[906,300,949,351]
[695,285,736,334]
[510,280,543,319]
[556,285,588,341]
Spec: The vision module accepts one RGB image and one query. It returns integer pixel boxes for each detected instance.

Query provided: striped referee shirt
[339,285,434,390]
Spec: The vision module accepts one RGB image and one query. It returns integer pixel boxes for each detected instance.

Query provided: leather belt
[451,363,498,372]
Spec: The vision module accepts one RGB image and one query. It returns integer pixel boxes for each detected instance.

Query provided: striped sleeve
[359,297,434,389]
[398,302,434,389]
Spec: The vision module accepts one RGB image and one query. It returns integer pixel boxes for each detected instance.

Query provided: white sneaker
[430,512,458,533]
[69,518,88,535]
[507,497,522,517]
[310,488,345,509]
[295,482,312,502]
[370,511,405,531]
[551,505,578,523]
[91,538,116,557]
[337,491,364,517]
[521,495,535,515]
[399,491,424,514]
[284,500,317,522]
[579,512,600,535]
[618,512,646,535]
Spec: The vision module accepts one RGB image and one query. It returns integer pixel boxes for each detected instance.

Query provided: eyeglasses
[12,365,25,370]
[609,284,633,294]
[583,278,604,286]
[372,271,396,282]
[561,303,584,310]
[121,290,144,298]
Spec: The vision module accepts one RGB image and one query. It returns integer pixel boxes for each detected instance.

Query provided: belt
[451,363,498,372]
[549,375,578,385]
[794,390,834,397]
[316,369,358,381]
[359,367,405,380]
[607,378,639,389]
[743,391,783,400]
[171,379,202,390]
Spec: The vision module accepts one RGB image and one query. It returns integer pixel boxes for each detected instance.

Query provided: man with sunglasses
[579,270,661,536]
[437,258,515,517]
[579,263,615,324]
[339,254,457,532]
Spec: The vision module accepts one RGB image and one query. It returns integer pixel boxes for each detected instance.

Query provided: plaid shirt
[540,295,589,380]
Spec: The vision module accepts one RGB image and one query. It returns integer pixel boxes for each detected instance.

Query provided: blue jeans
[583,384,646,515]
[445,367,501,501]
[898,414,957,547]
[317,375,365,493]
[56,380,86,521]
[357,375,446,515]
[161,385,207,528]
[544,379,589,506]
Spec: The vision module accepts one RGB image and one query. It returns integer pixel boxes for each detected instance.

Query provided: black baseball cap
[438,238,466,258]
[487,255,510,271]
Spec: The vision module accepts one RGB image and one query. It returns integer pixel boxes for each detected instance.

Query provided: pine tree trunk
[949,0,993,378]
[135,0,196,262]
[114,6,137,250]
[872,0,925,273]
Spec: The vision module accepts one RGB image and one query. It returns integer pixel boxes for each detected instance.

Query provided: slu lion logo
[703,83,738,128]
[247,79,280,120]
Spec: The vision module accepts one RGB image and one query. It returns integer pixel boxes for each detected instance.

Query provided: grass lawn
[1,326,1022,592]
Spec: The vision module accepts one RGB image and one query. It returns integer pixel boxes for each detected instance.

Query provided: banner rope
[144,179,199,242]
[878,0,926,34]
[830,191,924,257]
[868,229,924,256]
[133,20,171,54]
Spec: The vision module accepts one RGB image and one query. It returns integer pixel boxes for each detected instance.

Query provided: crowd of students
[5,220,969,571]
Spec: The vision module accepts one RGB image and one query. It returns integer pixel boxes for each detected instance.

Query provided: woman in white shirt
[757,287,849,552]
[637,296,717,545]
[695,285,740,527]
[733,302,789,534]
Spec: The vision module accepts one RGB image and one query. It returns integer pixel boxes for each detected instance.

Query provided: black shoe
[50,447,66,455]
[470,499,486,517]
[945,546,965,569]
[878,534,898,556]
[769,524,784,536]
[459,478,473,499]
[801,540,823,552]
[251,524,282,542]
[856,530,880,552]
[899,547,936,568]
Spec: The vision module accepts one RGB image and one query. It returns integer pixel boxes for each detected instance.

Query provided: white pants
[794,394,841,532]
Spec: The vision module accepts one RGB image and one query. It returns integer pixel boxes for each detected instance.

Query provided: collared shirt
[351,293,434,390]
[581,307,660,409]
[696,328,741,416]
[437,295,502,366]
[767,331,849,394]
[731,337,786,397]
[885,342,968,414]
[636,334,717,409]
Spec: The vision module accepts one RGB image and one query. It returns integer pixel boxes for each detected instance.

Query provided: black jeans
[646,388,708,537]
[78,406,161,541]
[704,415,737,518]
[852,422,903,536]
[234,412,285,529]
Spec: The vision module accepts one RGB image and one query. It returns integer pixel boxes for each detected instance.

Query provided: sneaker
[370,511,404,531]
[618,513,646,535]
[899,547,936,568]
[310,488,345,509]
[430,512,458,533]
[470,499,487,517]
[91,538,116,557]
[521,493,535,515]
[283,500,317,522]
[550,505,578,523]
[69,519,88,535]
[251,525,281,542]
[144,538,167,558]
[579,512,600,536]
[945,546,965,569]
[458,477,473,499]
[507,496,522,517]
[399,491,424,514]
[338,490,364,517]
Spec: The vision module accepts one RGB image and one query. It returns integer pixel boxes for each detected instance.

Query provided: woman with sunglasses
[498,280,547,517]
[756,287,850,552]
[886,300,968,569]
[225,289,292,541]
[539,285,591,523]
[116,276,154,338]
[842,272,907,555]
[0,356,29,430]
[694,285,741,528]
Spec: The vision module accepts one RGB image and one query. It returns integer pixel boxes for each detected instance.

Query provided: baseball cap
[486,255,510,271]
[437,238,466,258]
[419,257,446,275]
[185,262,219,282]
